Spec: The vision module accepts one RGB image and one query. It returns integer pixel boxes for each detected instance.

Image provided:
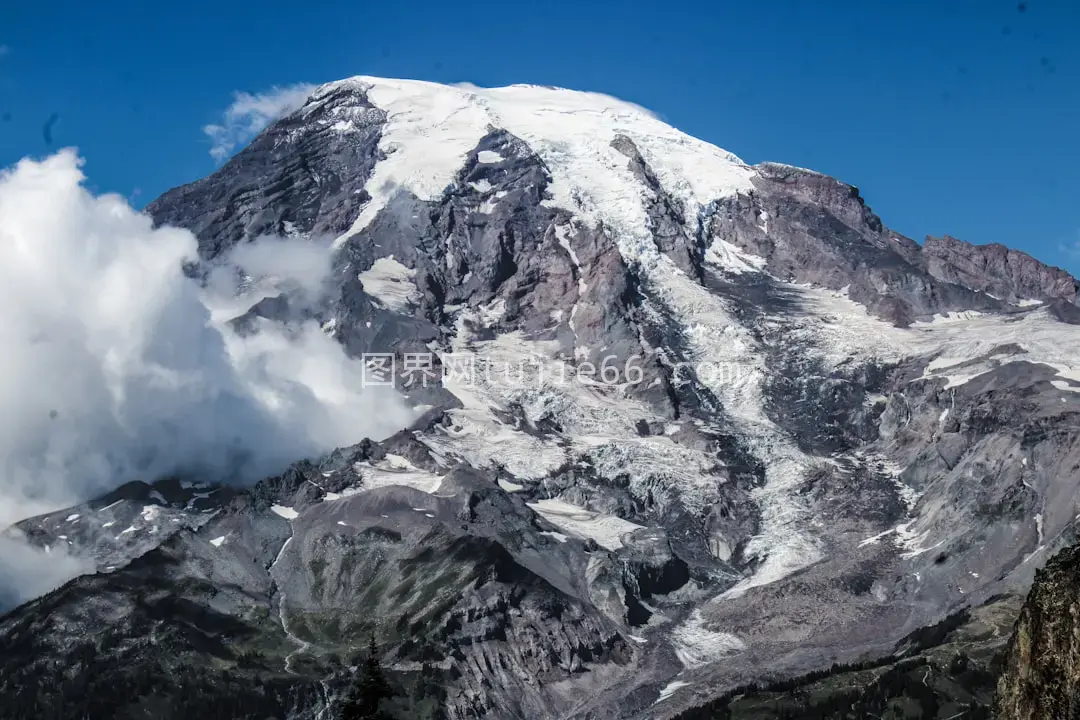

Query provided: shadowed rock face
[3,77,1080,719]
[147,83,387,260]
[995,543,1080,720]
[708,163,1002,326]
[924,234,1080,306]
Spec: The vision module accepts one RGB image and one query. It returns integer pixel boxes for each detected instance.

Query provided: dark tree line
[673,654,994,719]
[339,635,396,720]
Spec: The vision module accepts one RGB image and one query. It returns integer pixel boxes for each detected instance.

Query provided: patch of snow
[671,610,746,668]
[859,527,899,548]
[655,680,691,704]
[527,498,643,550]
[498,478,524,492]
[271,505,300,520]
[357,256,418,313]
[119,526,138,535]
[273,537,293,569]
[148,490,167,504]
[897,521,948,559]
[102,521,115,528]
[65,514,80,522]
[942,371,990,389]
[916,310,987,325]
[1023,544,1047,564]
[1051,379,1080,394]
[703,237,768,275]
[210,536,226,547]
[355,454,444,494]
[476,150,503,163]
[540,530,569,543]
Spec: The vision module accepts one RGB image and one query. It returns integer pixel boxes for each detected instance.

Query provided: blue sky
[1,0,1077,270]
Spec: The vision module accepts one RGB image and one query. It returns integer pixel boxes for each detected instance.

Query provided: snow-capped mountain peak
[5,75,1080,719]
[307,77,755,262]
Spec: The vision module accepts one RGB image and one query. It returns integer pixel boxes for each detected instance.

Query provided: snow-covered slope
[321,77,755,263]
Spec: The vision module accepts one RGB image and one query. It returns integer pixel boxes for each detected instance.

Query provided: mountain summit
[3,77,1080,719]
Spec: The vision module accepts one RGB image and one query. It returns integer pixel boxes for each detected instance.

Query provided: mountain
[3,76,1080,719]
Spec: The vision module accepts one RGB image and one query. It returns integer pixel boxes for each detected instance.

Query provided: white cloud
[0,535,91,611]
[0,149,415,533]
[0,150,417,604]
[203,83,316,162]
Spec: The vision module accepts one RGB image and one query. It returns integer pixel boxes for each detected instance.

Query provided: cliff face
[923,234,1080,305]
[995,543,1080,720]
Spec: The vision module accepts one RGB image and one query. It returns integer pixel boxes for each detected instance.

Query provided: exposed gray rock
[147,83,386,259]
[924,234,1079,305]
[707,162,1001,326]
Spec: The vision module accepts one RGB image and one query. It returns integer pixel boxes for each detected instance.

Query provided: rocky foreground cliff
[995,543,1080,720]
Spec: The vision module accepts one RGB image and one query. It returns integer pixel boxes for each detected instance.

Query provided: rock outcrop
[924,234,1080,305]
[995,543,1080,720]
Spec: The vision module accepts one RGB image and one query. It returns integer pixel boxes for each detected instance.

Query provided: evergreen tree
[340,635,395,720]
